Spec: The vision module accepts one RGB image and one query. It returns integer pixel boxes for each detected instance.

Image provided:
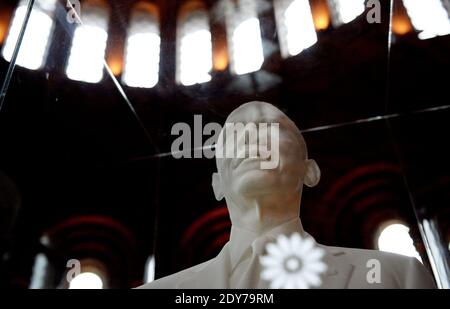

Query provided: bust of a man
[139,101,435,289]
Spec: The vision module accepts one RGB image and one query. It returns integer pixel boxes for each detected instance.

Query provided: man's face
[216,103,307,202]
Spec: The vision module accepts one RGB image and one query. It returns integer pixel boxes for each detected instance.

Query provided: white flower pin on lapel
[260,233,327,289]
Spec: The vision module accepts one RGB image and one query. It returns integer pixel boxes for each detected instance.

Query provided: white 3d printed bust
[138,101,435,289]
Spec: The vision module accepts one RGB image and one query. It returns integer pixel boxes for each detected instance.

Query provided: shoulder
[327,245,409,265]
[135,259,213,289]
[322,245,436,289]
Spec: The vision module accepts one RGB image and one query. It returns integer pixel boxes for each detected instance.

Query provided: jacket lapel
[176,244,231,289]
[319,246,355,289]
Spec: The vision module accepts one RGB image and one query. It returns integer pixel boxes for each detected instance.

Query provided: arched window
[177,5,212,86]
[327,0,365,26]
[68,259,107,289]
[224,0,264,75]
[69,272,104,289]
[122,3,160,88]
[2,0,56,70]
[376,222,422,262]
[402,0,450,40]
[66,2,109,83]
[274,0,317,58]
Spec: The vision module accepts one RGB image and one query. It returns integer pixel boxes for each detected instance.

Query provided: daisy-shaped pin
[259,233,327,289]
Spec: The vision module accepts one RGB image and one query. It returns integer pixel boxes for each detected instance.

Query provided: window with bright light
[224,0,264,75]
[123,9,160,88]
[66,6,109,83]
[2,0,56,70]
[274,0,317,58]
[377,223,422,262]
[144,255,155,283]
[402,0,450,40]
[69,272,104,289]
[29,253,49,289]
[177,10,212,86]
[327,0,365,26]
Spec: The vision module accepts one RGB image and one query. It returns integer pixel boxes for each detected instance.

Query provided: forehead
[226,102,289,124]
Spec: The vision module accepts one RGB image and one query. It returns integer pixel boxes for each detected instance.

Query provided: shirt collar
[228,217,306,269]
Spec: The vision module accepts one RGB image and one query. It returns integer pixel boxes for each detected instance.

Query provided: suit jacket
[138,229,436,289]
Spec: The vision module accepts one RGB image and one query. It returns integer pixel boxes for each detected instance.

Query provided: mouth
[232,152,272,170]
[232,157,257,169]
[229,144,272,169]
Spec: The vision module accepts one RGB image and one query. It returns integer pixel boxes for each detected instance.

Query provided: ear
[304,159,321,188]
[212,172,224,201]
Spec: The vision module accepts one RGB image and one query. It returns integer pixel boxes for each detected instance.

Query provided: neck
[228,216,304,267]
[227,192,301,234]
